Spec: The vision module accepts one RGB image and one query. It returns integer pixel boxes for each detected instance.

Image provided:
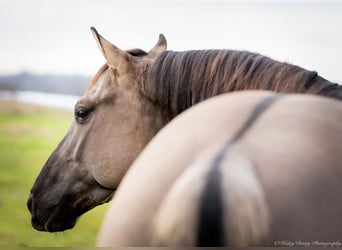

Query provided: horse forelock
[126,48,148,57]
[145,49,332,121]
[87,64,109,93]
[86,49,148,94]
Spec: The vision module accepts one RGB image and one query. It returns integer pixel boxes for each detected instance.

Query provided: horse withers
[97,91,342,247]
[27,27,342,232]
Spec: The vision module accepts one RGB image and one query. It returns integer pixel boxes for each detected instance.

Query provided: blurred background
[0,0,341,247]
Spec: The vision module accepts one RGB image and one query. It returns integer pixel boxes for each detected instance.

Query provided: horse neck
[145,50,341,121]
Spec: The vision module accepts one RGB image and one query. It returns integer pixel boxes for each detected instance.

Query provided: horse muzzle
[27,182,115,232]
[27,192,78,232]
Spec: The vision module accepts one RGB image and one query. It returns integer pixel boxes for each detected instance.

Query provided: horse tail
[152,95,282,246]
[151,146,270,246]
[199,146,271,246]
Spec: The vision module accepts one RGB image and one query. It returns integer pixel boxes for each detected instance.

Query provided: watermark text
[274,240,341,247]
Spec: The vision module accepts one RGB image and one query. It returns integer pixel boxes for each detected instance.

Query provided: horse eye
[75,108,92,123]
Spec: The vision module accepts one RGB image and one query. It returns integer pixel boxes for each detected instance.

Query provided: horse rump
[151,146,270,247]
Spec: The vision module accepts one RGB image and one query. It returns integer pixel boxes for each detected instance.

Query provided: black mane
[145,49,341,120]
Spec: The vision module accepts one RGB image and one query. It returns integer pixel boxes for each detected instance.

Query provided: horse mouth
[30,191,115,232]
[45,209,77,232]
[44,218,77,232]
[31,206,77,232]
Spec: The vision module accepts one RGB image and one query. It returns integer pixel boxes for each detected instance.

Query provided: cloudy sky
[1,0,342,82]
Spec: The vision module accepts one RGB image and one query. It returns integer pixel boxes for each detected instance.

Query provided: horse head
[27,28,167,232]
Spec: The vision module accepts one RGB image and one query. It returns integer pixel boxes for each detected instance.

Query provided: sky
[1,0,342,82]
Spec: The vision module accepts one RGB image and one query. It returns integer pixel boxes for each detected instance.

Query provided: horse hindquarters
[151,146,270,247]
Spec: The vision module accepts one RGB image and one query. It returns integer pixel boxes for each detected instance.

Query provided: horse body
[27,28,342,233]
[97,91,342,246]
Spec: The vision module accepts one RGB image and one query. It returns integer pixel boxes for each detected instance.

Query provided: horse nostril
[27,193,33,213]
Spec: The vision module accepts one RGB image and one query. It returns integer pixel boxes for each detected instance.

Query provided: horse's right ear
[91,27,131,73]
[149,34,167,57]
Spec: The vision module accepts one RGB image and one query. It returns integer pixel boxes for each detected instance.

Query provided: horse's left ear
[91,27,131,72]
[149,34,167,57]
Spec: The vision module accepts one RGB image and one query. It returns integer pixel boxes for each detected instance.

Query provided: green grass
[0,100,110,247]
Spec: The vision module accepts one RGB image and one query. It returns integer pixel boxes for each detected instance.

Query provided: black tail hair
[196,150,225,246]
[196,94,282,246]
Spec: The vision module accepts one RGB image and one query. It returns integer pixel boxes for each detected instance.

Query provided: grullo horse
[27,28,342,233]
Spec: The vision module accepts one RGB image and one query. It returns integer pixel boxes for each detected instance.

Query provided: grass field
[0,100,110,247]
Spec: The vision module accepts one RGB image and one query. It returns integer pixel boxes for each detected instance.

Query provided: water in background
[0,91,79,111]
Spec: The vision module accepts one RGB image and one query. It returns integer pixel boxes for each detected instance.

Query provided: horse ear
[91,27,131,72]
[149,34,167,57]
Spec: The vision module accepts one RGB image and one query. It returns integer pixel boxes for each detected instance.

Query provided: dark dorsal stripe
[196,94,283,246]
[146,50,340,121]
